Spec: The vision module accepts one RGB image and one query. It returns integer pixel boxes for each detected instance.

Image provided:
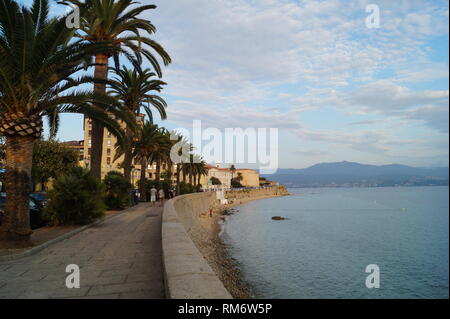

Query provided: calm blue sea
[221,186,449,298]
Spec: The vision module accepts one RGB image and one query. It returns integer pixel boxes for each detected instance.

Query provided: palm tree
[133,122,164,201]
[168,133,191,196]
[109,66,167,182]
[0,0,129,247]
[62,0,171,179]
[182,154,206,187]
[195,159,209,187]
[149,128,172,183]
[230,164,236,181]
[155,127,184,185]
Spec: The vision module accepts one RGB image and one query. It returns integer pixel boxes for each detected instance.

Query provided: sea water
[221,186,449,298]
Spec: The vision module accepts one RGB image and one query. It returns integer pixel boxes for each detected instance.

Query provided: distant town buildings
[201,165,233,189]
[200,165,261,190]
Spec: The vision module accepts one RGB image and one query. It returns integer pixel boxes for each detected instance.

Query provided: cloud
[294,82,449,132]
[151,0,441,96]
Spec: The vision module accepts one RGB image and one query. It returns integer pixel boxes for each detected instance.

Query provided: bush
[43,167,106,225]
[103,171,132,210]
[179,181,195,195]
[210,176,221,186]
[231,179,243,188]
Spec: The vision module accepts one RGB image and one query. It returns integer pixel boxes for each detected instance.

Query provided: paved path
[0,204,164,299]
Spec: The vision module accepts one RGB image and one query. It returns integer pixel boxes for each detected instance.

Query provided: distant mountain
[261,161,449,187]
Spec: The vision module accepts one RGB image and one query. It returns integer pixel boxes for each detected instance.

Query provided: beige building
[82,115,147,181]
[200,165,233,189]
[199,165,260,189]
[235,169,260,187]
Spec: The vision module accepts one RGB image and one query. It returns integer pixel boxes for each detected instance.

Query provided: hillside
[261,161,449,187]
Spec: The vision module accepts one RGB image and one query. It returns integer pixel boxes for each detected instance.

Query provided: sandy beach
[187,192,289,299]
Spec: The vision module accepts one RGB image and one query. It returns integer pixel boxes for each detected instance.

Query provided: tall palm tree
[146,128,171,183]
[183,154,196,185]
[159,128,176,181]
[109,66,167,182]
[152,138,171,182]
[183,154,205,186]
[168,133,191,196]
[195,158,209,187]
[133,122,164,201]
[0,0,129,247]
[230,164,236,181]
[62,0,171,179]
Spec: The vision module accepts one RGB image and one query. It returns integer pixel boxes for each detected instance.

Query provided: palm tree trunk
[123,126,133,182]
[139,158,147,202]
[167,159,173,182]
[189,171,193,185]
[90,53,109,180]
[0,135,35,248]
[155,159,161,181]
[176,164,181,196]
[182,165,186,183]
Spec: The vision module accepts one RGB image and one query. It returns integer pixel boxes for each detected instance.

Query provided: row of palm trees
[0,0,184,247]
[122,123,209,201]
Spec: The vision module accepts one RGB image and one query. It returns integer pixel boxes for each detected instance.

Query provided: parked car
[0,193,46,229]
[30,192,48,207]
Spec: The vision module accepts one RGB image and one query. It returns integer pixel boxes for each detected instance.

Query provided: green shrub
[103,171,132,210]
[231,179,243,188]
[210,176,221,186]
[179,181,195,195]
[43,167,106,225]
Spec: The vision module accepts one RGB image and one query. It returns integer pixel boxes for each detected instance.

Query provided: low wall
[161,186,287,299]
[161,192,231,299]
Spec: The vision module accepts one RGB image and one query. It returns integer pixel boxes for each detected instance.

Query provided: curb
[0,205,136,263]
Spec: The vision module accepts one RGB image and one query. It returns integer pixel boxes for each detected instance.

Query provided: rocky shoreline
[186,189,289,299]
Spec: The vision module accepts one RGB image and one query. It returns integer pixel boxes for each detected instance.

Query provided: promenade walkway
[0,204,164,299]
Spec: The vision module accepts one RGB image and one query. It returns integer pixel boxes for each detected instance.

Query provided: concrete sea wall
[161,186,288,299]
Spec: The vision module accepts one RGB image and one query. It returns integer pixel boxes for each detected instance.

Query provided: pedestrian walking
[150,186,157,207]
[159,188,165,206]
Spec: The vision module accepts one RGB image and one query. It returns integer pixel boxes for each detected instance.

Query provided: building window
[88,139,92,147]
[107,149,111,156]
[88,148,91,155]
[88,130,92,137]
[106,157,111,165]
[107,139,111,147]
[107,131,112,137]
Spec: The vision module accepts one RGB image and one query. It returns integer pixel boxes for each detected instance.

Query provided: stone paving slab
[0,204,164,299]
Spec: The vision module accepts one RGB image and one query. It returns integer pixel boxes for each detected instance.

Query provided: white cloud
[293,82,449,132]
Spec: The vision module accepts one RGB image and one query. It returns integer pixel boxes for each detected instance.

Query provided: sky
[20,0,449,169]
